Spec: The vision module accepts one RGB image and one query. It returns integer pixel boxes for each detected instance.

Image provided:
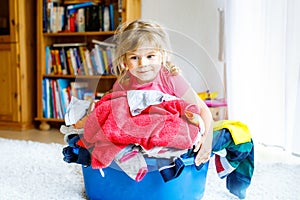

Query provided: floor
[0,128,65,144]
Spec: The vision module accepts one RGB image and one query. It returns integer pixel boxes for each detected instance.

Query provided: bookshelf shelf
[36,117,65,122]
[64,0,102,4]
[43,74,116,79]
[36,0,141,130]
[44,31,115,37]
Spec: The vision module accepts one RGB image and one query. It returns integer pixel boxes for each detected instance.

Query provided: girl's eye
[130,56,138,60]
[147,55,155,59]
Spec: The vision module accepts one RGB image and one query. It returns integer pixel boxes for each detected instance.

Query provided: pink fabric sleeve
[167,74,191,97]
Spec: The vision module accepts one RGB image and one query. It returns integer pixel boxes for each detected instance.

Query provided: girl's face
[125,47,162,84]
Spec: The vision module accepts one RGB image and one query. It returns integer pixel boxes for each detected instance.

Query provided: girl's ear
[121,63,128,70]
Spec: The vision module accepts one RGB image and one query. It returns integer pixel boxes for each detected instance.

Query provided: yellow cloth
[213,120,252,145]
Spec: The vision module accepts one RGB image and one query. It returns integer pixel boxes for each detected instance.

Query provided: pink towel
[83,91,200,169]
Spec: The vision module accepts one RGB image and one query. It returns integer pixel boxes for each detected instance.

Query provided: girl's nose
[138,57,148,66]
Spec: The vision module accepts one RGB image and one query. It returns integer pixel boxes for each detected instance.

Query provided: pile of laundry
[61,90,254,199]
[61,90,205,182]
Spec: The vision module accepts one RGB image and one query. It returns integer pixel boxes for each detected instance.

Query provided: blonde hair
[112,20,172,82]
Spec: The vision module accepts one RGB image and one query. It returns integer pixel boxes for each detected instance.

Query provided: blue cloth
[62,134,91,166]
[158,146,207,182]
[158,157,185,182]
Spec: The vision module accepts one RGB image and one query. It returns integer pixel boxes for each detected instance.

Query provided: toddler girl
[111,19,213,166]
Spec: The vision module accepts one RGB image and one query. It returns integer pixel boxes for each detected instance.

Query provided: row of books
[42,78,98,119]
[45,41,115,76]
[44,0,121,33]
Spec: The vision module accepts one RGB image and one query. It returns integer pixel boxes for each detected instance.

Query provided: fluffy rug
[0,138,84,200]
[0,138,300,200]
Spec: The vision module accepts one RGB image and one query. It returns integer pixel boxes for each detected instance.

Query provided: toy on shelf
[198,90,227,121]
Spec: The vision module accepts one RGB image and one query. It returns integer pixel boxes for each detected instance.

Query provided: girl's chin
[137,76,155,84]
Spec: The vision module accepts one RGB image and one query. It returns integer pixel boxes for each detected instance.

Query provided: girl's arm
[181,87,213,166]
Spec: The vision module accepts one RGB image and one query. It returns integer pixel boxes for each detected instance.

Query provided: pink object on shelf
[205,99,227,107]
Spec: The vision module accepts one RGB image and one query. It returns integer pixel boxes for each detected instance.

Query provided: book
[84,49,94,75]
[66,1,95,11]
[98,4,104,31]
[73,47,82,75]
[54,80,64,119]
[48,79,54,118]
[108,3,114,30]
[58,6,65,32]
[101,49,109,74]
[85,5,100,31]
[50,50,57,74]
[67,9,76,32]
[90,49,99,75]
[42,79,49,118]
[79,46,89,75]
[54,49,62,75]
[59,48,68,75]
[51,6,58,33]
[45,46,52,74]
[94,45,105,75]
[51,79,58,118]
[69,48,78,75]
[46,2,53,33]
[57,79,71,115]
[76,8,85,32]
[43,0,48,32]
[103,6,110,31]
[66,49,74,75]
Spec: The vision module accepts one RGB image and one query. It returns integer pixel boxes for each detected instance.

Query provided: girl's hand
[194,141,211,166]
[193,129,213,166]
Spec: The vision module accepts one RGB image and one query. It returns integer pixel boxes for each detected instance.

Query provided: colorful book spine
[73,47,82,75]
[59,48,68,75]
[66,49,74,75]
[109,4,114,31]
[67,2,95,11]
[79,46,89,75]
[57,79,71,115]
[45,46,52,74]
[85,49,94,75]
[50,50,57,74]
[42,79,48,118]
[69,48,78,75]
[103,6,110,31]
[94,45,105,74]
[54,49,62,75]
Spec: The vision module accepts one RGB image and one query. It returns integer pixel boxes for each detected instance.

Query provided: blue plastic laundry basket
[82,157,209,200]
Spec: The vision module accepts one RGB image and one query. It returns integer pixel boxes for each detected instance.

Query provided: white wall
[141,0,226,96]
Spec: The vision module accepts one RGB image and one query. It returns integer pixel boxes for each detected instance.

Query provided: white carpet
[0,137,300,200]
[0,138,85,200]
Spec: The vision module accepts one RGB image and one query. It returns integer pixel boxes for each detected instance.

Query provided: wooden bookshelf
[36,0,141,130]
